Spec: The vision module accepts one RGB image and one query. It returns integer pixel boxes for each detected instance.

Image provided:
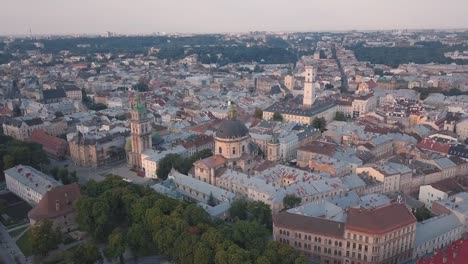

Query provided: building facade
[127,93,152,170]
[4,165,62,205]
[273,203,416,264]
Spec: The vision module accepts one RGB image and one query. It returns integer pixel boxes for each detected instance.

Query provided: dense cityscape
[1,18,468,264]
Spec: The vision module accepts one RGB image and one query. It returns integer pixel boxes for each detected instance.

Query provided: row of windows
[218,145,246,155]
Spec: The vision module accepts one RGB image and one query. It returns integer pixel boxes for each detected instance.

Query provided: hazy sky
[2,0,468,35]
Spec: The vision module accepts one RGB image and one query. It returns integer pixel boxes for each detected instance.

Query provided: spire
[228,103,237,120]
[134,92,146,113]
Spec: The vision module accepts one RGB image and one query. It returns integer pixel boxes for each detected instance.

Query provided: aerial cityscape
[1,1,468,264]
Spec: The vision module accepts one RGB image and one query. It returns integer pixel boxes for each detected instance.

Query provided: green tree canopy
[273,112,283,122]
[312,117,327,132]
[106,229,127,263]
[68,242,103,264]
[254,108,263,119]
[30,220,62,256]
[283,194,302,210]
[74,176,306,264]
[334,112,347,121]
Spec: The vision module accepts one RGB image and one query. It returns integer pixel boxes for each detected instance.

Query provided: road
[48,159,155,186]
[0,224,31,264]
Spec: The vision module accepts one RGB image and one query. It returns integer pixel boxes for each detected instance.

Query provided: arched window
[218,147,222,154]
[232,147,236,155]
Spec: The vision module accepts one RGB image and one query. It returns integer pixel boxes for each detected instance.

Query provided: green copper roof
[135,92,146,113]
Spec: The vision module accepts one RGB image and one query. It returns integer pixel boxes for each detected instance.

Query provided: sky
[1,0,468,35]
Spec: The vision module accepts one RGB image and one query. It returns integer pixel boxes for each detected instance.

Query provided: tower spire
[133,92,146,113]
[228,103,237,120]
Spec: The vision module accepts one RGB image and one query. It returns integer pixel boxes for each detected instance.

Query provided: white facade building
[4,165,62,205]
[141,145,187,178]
[419,185,450,209]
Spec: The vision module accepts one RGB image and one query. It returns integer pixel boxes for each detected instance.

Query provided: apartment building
[273,203,416,264]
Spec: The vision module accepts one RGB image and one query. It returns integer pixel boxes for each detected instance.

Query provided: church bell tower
[127,92,152,170]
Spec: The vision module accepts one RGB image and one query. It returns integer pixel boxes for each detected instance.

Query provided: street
[47,159,154,186]
[0,224,31,264]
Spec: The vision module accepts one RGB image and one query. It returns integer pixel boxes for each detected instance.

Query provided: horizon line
[2,27,468,38]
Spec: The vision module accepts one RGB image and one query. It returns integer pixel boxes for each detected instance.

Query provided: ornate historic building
[191,105,254,183]
[127,93,152,170]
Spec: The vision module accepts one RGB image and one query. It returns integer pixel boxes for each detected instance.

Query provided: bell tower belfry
[127,92,152,170]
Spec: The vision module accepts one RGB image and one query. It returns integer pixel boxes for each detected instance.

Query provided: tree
[464,138,468,145]
[273,112,283,122]
[229,199,248,220]
[72,175,308,263]
[30,220,62,256]
[69,242,103,264]
[253,65,264,72]
[194,242,214,264]
[127,223,153,257]
[413,206,432,222]
[54,111,64,118]
[0,135,49,174]
[156,153,184,180]
[183,204,210,226]
[207,192,216,207]
[246,201,272,229]
[283,194,301,209]
[106,229,126,264]
[151,133,163,146]
[70,171,78,183]
[58,168,70,184]
[50,167,60,180]
[3,155,15,170]
[133,82,149,92]
[254,108,263,119]
[88,103,107,111]
[229,220,269,251]
[374,68,384,76]
[312,117,326,132]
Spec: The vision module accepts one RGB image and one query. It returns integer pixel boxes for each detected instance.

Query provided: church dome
[216,119,249,139]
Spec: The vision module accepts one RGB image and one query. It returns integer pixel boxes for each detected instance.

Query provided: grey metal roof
[216,119,249,139]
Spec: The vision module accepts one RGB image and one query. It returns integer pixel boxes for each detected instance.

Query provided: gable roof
[194,155,227,169]
[28,183,81,221]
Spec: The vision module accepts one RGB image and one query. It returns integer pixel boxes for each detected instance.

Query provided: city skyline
[1,0,468,35]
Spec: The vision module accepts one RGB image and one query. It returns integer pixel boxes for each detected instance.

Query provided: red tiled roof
[297,141,337,157]
[30,130,68,157]
[28,183,81,221]
[418,239,468,264]
[194,155,226,169]
[416,138,450,154]
[366,79,378,89]
[346,203,416,235]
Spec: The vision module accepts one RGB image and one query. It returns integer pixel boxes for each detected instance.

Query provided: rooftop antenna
[29,26,33,40]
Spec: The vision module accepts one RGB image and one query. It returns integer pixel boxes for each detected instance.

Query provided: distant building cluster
[2,30,468,262]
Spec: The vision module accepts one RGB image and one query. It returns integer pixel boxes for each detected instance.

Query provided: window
[218,147,222,154]
[232,147,236,155]
[242,145,245,153]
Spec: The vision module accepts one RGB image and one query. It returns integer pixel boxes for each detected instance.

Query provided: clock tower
[127,92,152,170]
